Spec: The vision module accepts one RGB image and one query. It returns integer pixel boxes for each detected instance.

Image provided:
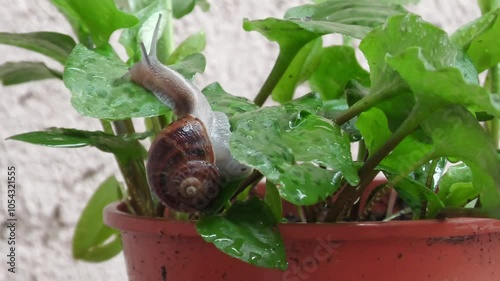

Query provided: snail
[128,15,251,213]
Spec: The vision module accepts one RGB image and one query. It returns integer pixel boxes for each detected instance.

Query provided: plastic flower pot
[104,201,500,281]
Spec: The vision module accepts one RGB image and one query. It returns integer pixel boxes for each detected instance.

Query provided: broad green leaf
[0,62,62,85]
[50,0,138,47]
[360,14,463,95]
[386,47,500,117]
[386,175,444,219]
[202,82,259,119]
[421,106,500,214]
[309,46,370,100]
[0,32,75,64]
[119,0,167,64]
[196,198,287,270]
[265,180,283,222]
[231,93,359,205]
[172,0,209,18]
[7,127,150,161]
[437,163,478,207]
[64,44,203,120]
[451,8,500,49]
[272,38,323,103]
[72,176,122,261]
[166,31,206,64]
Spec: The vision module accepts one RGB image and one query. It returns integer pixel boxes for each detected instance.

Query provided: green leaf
[0,32,76,64]
[356,107,433,174]
[64,44,170,120]
[202,180,242,214]
[50,0,138,47]
[119,0,167,64]
[7,127,150,161]
[265,180,283,222]
[309,46,370,100]
[386,175,444,219]
[360,14,463,94]
[427,163,477,213]
[196,197,287,270]
[168,53,206,80]
[461,9,500,72]
[72,176,122,262]
[202,82,259,119]
[231,93,359,205]
[0,62,62,85]
[271,38,323,103]
[478,0,500,14]
[166,31,206,64]
[386,47,500,117]
[421,106,500,214]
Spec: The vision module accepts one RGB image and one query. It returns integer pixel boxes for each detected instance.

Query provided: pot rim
[104,201,500,241]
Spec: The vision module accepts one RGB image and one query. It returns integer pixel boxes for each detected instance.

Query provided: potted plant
[2,0,500,280]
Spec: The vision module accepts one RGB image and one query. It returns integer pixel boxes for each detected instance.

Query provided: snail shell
[146,115,221,213]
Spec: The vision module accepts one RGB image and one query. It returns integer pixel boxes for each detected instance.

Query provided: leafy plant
[2,0,500,271]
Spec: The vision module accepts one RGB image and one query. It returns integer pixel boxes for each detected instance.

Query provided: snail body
[128,15,250,212]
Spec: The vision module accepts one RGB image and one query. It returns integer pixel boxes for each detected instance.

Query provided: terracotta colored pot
[104,201,500,281]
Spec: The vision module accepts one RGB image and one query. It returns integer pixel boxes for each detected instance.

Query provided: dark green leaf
[0,32,76,64]
[119,1,167,64]
[51,0,138,47]
[7,127,150,161]
[72,176,122,262]
[421,106,500,214]
[309,46,370,100]
[64,44,170,120]
[272,38,323,103]
[386,175,444,219]
[231,93,358,205]
[196,197,287,270]
[265,180,283,222]
[166,31,206,64]
[202,180,242,214]
[202,82,259,119]
[0,62,62,85]
[172,0,195,19]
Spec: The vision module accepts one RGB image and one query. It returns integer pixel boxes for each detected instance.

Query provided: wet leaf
[230,93,358,205]
[73,176,122,261]
[452,8,500,72]
[202,82,259,119]
[64,44,203,120]
[196,197,287,270]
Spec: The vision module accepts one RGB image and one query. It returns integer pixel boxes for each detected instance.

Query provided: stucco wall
[0,1,480,280]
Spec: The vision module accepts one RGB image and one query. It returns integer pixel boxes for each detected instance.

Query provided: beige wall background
[0,1,480,280]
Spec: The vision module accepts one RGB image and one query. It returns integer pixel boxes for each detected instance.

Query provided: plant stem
[334,81,406,126]
[253,48,301,106]
[113,119,155,216]
[487,64,499,149]
[324,103,430,222]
